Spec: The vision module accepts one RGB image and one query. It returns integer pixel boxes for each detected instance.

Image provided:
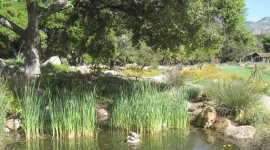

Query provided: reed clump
[204,79,261,124]
[111,82,189,133]
[20,83,96,139]
[49,87,96,139]
[0,78,11,135]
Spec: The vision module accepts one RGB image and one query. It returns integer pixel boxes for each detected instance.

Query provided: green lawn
[217,65,270,84]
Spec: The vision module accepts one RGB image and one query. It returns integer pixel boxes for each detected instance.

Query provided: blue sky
[245,0,270,22]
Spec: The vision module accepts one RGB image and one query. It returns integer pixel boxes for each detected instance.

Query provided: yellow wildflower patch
[122,69,161,77]
[181,66,243,83]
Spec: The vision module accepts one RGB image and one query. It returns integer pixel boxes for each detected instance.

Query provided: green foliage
[0,0,27,39]
[132,41,163,69]
[111,83,189,133]
[254,106,270,125]
[186,87,201,101]
[41,63,72,74]
[204,79,261,124]
[4,58,24,69]
[82,53,93,64]
[221,36,260,62]
[262,35,270,53]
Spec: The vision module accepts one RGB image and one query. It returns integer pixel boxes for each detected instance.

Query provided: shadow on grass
[5,71,169,106]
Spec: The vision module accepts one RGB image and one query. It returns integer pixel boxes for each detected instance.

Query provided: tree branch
[39,1,68,20]
[0,14,26,40]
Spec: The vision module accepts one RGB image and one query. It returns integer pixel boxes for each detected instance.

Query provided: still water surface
[3,129,239,150]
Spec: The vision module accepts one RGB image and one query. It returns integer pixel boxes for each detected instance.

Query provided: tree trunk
[24,3,41,77]
[1,1,67,77]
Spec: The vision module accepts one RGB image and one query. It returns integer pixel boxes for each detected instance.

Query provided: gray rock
[214,118,256,139]
[97,108,109,121]
[3,127,10,133]
[189,108,203,122]
[188,102,204,111]
[43,56,61,66]
[193,105,217,128]
[225,122,256,139]
[6,119,21,131]
[75,65,89,74]
[0,58,6,67]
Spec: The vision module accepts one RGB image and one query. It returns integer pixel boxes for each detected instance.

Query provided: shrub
[204,79,261,124]
[165,68,186,87]
[82,53,93,64]
[4,59,24,70]
[41,63,72,74]
[186,87,201,101]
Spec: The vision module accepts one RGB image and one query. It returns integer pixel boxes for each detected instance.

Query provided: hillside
[246,17,270,35]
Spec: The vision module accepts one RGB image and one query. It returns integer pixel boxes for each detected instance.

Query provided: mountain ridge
[245,17,270,35]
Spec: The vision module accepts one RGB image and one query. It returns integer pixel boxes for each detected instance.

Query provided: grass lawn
[217,65,270,84]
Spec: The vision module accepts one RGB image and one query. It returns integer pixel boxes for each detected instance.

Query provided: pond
[2,128,239,150]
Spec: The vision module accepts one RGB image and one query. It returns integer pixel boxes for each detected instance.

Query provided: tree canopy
[0,0,254,76]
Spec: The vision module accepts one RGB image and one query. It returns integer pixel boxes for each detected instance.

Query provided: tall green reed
[17,81,96,139]
[0,78,10,135]
[111,82,189,133]
[49,86,96,139]
[21,83,45,139]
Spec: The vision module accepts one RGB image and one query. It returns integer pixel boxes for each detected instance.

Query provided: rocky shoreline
[188,96,270,150]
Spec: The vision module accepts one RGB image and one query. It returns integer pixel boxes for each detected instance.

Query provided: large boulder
[97,108,109,120]
[75,65,89,74]
[189,108,202,122]
[214,118,256,139]
[104,70,117,77]
[0,58,6,67]
[43,56,61,66]
[193,105,217,128]
[6,119,21,131]
[226,123,256,139]
[188,102,204,112]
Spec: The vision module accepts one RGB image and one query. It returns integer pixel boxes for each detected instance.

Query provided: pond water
[3,128,239,150]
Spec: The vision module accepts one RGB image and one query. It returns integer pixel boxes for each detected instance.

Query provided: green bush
[204,79,261,124]
[165,69,186,87]
[4,59,24,70]
[41,63,72,74]
[82,53,93,64]
[186,87,201,101]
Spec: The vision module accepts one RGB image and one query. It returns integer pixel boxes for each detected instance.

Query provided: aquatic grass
[49,86,96,139]
[12,79,97,139]
[21,83,45,139]
[111,82,189,133]
[0,79,10,135]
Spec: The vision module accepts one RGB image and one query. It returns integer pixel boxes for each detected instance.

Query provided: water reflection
[3,129,239,150]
